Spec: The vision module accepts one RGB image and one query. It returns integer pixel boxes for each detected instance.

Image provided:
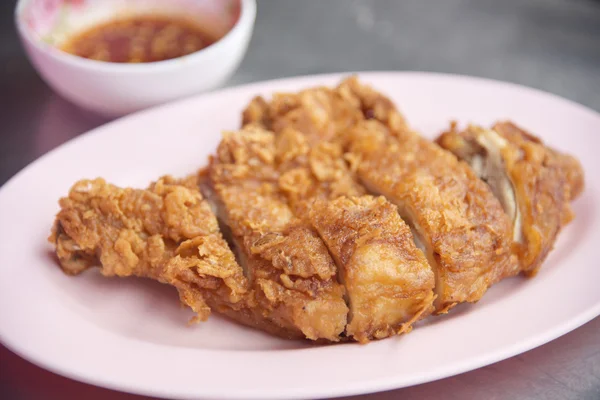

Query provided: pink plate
[0,72,599,400]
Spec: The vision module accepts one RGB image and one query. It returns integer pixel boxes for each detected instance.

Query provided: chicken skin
[436,121,585,275]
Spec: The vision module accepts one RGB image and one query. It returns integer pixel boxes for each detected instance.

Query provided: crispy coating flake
[310,196,435,343]
[275,127,365,219]
[436,121,585,275]
[49,176,248,322]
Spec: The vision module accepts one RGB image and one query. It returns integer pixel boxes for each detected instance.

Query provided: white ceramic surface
[15,0,256,116]
[0,72,598,400]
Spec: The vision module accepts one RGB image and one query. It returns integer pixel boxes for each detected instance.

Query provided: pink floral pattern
[20,0,240,40]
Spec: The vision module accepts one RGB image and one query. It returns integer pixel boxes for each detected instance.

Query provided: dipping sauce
[61,16,219,63]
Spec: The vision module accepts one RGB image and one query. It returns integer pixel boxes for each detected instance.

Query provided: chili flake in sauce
[61,15,219,63]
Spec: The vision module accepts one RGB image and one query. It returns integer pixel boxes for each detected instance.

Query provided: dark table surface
[2,0,599,399]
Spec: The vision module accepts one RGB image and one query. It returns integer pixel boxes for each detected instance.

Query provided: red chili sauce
[61,15,219,63]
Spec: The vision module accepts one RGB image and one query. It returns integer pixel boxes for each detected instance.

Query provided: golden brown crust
[309,196,435,343]
[208,126,349,341]
[437,121,585,275]
[49,176,248,322]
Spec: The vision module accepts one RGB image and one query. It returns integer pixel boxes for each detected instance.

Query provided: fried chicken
[436,121,585,275]
[273,126,435,341]
[310,196,435,343]
[49,76,585,344]
[49,176,248,323]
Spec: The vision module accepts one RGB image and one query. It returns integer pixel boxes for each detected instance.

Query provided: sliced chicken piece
[310,196,435,343]
[346,120,519,312]
[207,126,349,341]
[49,176,249,323]
[336,77,519,312]
[436,121,585,275]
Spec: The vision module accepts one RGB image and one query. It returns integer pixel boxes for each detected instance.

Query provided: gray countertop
[1,0,599,399]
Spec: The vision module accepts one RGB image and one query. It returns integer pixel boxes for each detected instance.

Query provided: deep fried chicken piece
[49,176,248,323]
[310,196,435,343]
[436,121,585,275]
[207,127,349,341]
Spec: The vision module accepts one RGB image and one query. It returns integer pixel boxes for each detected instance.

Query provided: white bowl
[15,0,256,116]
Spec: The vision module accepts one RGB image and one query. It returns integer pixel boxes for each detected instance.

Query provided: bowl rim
[14,0,256,73]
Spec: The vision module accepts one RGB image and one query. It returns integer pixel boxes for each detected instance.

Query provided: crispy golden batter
[436,121,585,275]
[207,126,349,341]
[310,196,435,343]
[49,176,248,322]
